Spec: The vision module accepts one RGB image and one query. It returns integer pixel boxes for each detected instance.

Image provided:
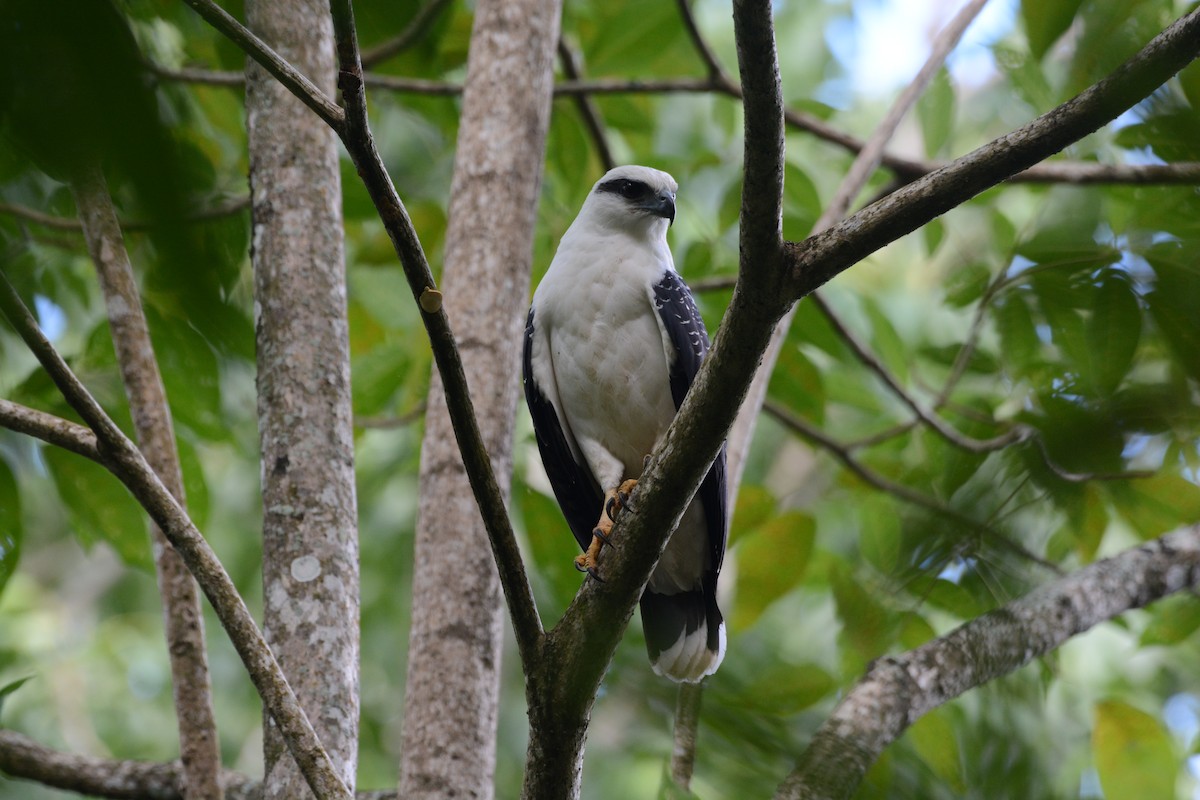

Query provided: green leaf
[44,448,152,570]
[1145,251,1200,384]
[729,485,776,548]
[767,345,825,426]
[916,67,954,157]
[0,459,20,598]
[858,495,901,575]
[1021,0,1084,60]
[1140,595,1200,646]
[831,562,893,663]
[734,662,835,715]
[1085,269,1141,396]
[731,511,815,631]
[994,291,1041,375]
[1109,475,1200,540]
[0,675,33,720]
[944,262,991,309]
[908,707,964,792]
[863,298,908,386]
[923,219,945,256]
[1093,700,1176,800]
[782,161,821,241]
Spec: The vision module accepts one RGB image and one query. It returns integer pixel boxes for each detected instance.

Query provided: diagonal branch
[784,9,1200,299]
[179,0,344,129]
[557,38,616,171]
[0,274,351,800]
[72,164,223,800]
[774,524,1200,800]
[326,0,544,669]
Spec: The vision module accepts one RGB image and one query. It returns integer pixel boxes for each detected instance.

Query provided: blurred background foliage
[1,0,1199,797]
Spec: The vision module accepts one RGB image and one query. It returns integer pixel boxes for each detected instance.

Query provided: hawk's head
[579,165,677,237]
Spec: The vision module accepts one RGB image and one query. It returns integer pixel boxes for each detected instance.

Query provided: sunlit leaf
[1093,700,1176,800]
[729,485,776,548]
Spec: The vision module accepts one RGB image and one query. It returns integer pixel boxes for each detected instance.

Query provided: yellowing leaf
[1093,700,1176,800]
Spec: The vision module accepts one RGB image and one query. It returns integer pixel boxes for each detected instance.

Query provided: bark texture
[73,166,224,800]
[245,1,359,796]
[398,0,561,796]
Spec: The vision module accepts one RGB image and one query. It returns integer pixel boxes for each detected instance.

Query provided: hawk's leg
[574,478,639,579]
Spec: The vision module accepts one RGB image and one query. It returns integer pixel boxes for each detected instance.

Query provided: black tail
[639,588,725,682]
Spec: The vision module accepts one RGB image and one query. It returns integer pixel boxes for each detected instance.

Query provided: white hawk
[522,165,728,682]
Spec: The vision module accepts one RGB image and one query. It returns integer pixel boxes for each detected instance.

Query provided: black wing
[651,271,729,578]
[522,307,604,551]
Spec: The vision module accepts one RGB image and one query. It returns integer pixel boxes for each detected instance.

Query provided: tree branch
[0,399,100,461]
[0,730,410,800]
[784,9,1200,299]
[179,0,344,130]
[557,38,616,171]
[775,524,1200,800]
[359,0,453,67]
[0,730,258,800]
[0,274,351,800]
[72,164,223,800]
[326,0,543,670]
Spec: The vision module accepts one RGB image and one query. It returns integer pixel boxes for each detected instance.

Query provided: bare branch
[179,0,345,129]
[785,9,1200,298]
[0,274,351,800]
[775,525,1200,800]
[72,165,223,800]
[360,0,453,67]
[0,730,407,800]
[0,730,258,800]
[557,39,615,171]
[0,399,99,461]
[669,682,704,790]
[326,0,544,670]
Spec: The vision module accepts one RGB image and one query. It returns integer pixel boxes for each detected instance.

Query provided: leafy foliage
[0,0,1198,798]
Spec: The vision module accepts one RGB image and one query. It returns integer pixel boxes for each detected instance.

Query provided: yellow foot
[574,480,639,581]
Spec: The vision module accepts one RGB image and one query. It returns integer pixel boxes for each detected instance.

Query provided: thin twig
[354,401,427,430]
[360,0,453,67]
[0,273,352,800]
[557,39,615,171]
[0,196,250,232]
[763,400,1058,572]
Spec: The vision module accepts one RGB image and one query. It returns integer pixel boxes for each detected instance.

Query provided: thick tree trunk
[398,0,561,796]
[244,1,359,796]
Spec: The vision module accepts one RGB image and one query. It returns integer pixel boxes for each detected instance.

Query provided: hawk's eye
[616,180,643,199]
